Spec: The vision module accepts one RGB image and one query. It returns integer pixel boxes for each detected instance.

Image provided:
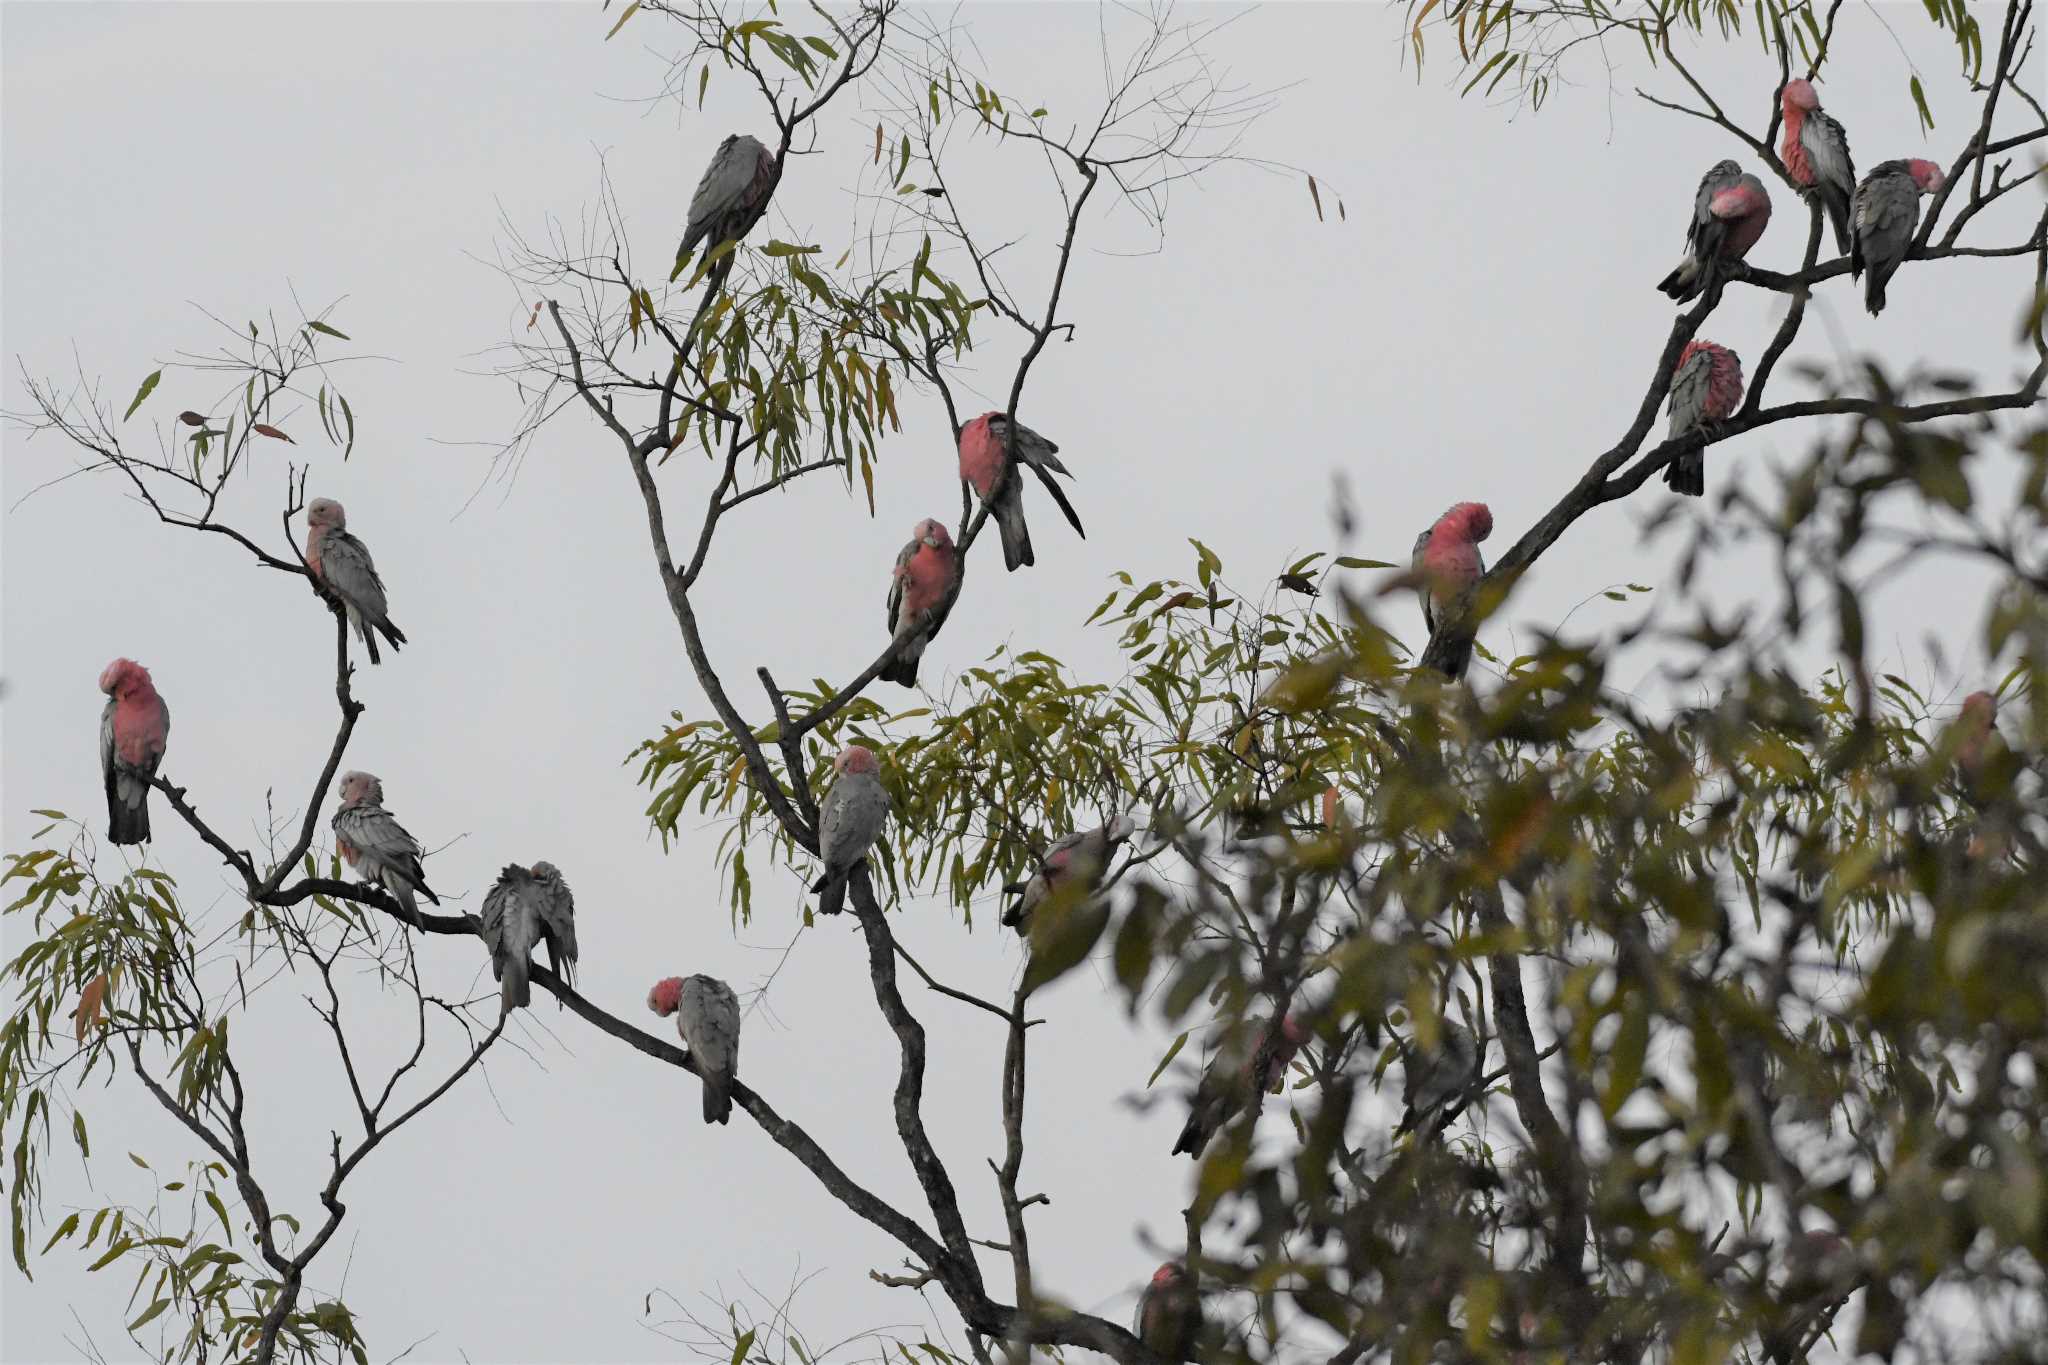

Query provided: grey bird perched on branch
[478,862,578,1013]
[1000,814,1136,935]
[1173,1014,1309,1158]
[649,975,741,1124]
[812,745,891,915]
[1850,159,1946,315]
[1394,1020,1481,1138]
[1134,1261,1203,1361]
[674,133,778,285]
[304,498,407,665]
[957,412,1085,572]
[331,771,438,924]
[1657,160,1773,302]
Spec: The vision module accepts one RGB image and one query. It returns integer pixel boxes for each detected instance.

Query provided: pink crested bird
[1662,340,1745,498]
[1000,814,1137,935]
[957,412,1085,572]
[98,658,171,846]
[1658,160,1773,302]
[304,499,407,665]
[675,134,778,285]
[1411,502,1494,681]
[1133,1261,1203,1361]
[649,974,741,1124]
[881,518,961,688]
[1780,78,1857,256]
[1172,1013,1309,1159]
[478,862,578,1014]
[1954,690,1999,782]
[1851,158,1945,316]
[330,771,439,924]
[811,745,891,916]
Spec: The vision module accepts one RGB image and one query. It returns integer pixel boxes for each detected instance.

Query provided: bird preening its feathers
[1657,160,1774,302]
[479,862,579,1014]
[1172,1013,1309,1158]
[1851,158,1945,316]
[675,133,779,286]
[1412,501,1494,681]
[1000,814,1137,935]
[99,658,170,846]
[650,974,742,1124]
[1134,1260,1204,1361]
[957,412,1085,573]
[1662,340,1745,498]
[305,498,407,665]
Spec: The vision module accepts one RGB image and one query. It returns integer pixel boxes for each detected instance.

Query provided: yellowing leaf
[606,0,641,40]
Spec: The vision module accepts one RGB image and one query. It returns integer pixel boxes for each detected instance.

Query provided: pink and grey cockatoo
[1657,160,1773,302]
[1000,814,1137,934]
[1411,502,1494,681]
[811,745,891,916]
[675,134,778,284]
[1133,1261,1202,1361]
[1394,1019,1481,1138]
[1662,340,1745,498]
[304,499,407,665]
[880,518,960,688]
[1780,78,1857,256]
[1850,159,1945,316]
[478,862,579,1014]
[331,771,439,924]
[98,658,170,846]
[1172,1013,1309,1158]
[648,974,742,1124]
[957,412,1085,573]
[1953,690,2001,792]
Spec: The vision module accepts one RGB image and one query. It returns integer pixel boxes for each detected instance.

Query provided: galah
[1172,1013,1309,1158]
[1133,1261,1202,1362]
[304,498,407,665]
[1657,160,1773,302]
[648,974,742,1124]
[330,770,439,923]
[478,862,579,1014]
[1393,1020,1480,1138]
[1780,78,1857,255]
[1662,340,1745,498]
[1954,690,2000,783]
[880,518,960,688]
[1851,159,1945,316]
[98,658,170,846]
[675,134,778,284]
[1411,501,1494,681]
[811,745,891,916]
[957,412,1085,572]
[1000,814,1137,934]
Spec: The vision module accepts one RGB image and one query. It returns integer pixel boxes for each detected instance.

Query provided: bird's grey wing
[338,805,423,863]
[1008,420,1069,476]
[1667,349,1714,438]
[320,530,389,617]
[99,699,116,783]
[1412,528,1437,633]
[1805,111,1855,192]
[1686,165,1730,247]
[684,136,751,243]
[681,977,741,1075]
[478,872,517,952]
[537,876,578,964]
[885,540,914,634]
[1858,172,1917,251]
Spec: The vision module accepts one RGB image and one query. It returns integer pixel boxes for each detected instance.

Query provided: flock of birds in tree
[86,90,1977,1357]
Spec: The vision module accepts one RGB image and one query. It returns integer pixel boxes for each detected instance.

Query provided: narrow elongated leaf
[123,370,162,421]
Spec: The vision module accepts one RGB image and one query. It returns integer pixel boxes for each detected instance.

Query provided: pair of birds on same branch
[1652,79,1947,499]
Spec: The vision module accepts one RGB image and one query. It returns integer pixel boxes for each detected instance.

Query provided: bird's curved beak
[922,533,942,548]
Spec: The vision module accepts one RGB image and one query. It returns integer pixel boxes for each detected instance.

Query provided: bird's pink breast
[305,526,326,580]
[958,420,1003,496]
[1705,356,1744,421]
[1780,111,1814,186]
[899,544,954,615]
[113,694,167,765]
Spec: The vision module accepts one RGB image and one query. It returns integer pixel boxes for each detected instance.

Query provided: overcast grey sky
[3,3,2040,1362]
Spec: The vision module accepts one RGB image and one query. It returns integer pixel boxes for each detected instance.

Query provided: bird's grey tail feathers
[500,954,531,1013]
[996,493,1034,572]
[879,645,920,688]
[1031,464,1086,539]
[813,867,848,916]
[1663,452,1705,498]
[106,782,150,846]
[1821,188,1853,256]
[703,1074,733,1125]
